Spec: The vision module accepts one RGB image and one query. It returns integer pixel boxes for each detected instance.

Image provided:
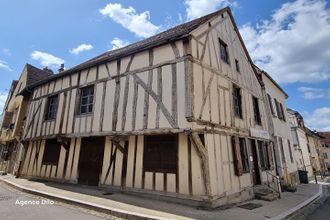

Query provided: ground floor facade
[273,135,299,187]
[0,140,22,175]
[19,132,276,207]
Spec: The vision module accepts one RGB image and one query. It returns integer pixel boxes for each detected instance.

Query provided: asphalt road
[307,196,330,220]
[307,182,330,220]
[0,182,117,220]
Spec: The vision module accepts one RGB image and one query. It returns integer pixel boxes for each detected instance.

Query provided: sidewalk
[0,175,324,220]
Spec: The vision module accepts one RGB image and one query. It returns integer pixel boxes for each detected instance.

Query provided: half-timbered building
[18,7,276,207]
[0,64,52,175]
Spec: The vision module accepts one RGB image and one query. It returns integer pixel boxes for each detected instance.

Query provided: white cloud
[30,51,64,67]
[298,87,330,99]
[70,44,93,55]
[99,3,160,38]
[0,91,8,115]
[240,0,330,83]
[0,60,13,71]
[110,38,129,50]
[304,107,330,131]
[184,0,236,21]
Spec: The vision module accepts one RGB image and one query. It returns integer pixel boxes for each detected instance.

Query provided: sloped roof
[22,6,264,93]
[26,64,53,86]
[254,65,288,98]
[21,7,229,91]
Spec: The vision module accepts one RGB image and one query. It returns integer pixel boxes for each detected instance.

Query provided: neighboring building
[17,7,276,207]
[258,69,298,186]
[305,128,326,174]
[287,109,313,177]
[319,132,330,171]
[0,64,52,175]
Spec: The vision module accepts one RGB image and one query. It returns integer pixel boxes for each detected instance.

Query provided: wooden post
[189,132,212,198]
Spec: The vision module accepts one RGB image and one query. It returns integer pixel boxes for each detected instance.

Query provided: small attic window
[208,22,211,27]
[221,13,224,18]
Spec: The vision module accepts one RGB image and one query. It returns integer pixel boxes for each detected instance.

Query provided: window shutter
[267,142,274,170]
[232,136,243,176]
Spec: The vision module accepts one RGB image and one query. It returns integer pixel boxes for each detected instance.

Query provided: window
[288,140,294,163]
[239,138,250,173]
[235,59,240,73]
[253,96,262,125]
[42,139,61,165]
[143,135,178,173]
[274,99,286,121]
[233,85,242,118]
[307,143,311,153]
[267,94,275,115]
[280,103,286,121]
[279,137,286,163]
[45,95,58,120]
[323,152,328,159]
[232,136,249,176]
[79,86,94,115]
[258,141,270,170]
[219,39,229,64]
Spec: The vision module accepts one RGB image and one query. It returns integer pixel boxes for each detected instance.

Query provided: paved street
[0,182,116,220]
[307,196,330,220]
[307,181,330,220]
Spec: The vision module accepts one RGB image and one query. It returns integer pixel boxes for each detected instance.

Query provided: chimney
[58,64,65,73]
[43,66,54,74]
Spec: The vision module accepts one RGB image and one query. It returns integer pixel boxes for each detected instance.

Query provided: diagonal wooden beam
[198,70,215,119]
[24,100,43,139]
[112,140,128,155]
[189,132,211,198]
[133,74,178,128]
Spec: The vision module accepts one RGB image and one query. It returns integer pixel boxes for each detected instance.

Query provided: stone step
[254,187,273,196]
[256,193,278,201]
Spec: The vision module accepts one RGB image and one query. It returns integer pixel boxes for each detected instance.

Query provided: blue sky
[0,0,329,130]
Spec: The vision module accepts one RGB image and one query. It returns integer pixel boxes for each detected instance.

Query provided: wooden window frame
[232,84,243,119]
[45,95,58,121]
[143,134,178,173]
[258,141,270,170]
[42,139,61,165]
[239,138,250,173]
[79,85,94,115]
[219,38,230,64]
[274,99,286,121]
[252,96,262,125]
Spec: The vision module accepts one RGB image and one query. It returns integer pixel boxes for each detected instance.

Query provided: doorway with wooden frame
[78,137,105,186]
[250,139,261,185]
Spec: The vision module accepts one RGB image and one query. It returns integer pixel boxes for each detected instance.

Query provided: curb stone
[271,184,323,220]
[0,177,166,220]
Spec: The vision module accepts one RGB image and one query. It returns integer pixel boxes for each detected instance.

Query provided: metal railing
[265,170,281,199]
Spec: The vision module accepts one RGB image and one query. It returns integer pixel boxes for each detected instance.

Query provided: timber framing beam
[188,132,211,198]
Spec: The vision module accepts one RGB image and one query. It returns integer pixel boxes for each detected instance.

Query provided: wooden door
[78,137,105,186]
[250,139,261,185]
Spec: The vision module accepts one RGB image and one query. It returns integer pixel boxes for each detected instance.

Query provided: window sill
[76,113,93,118]
[221,59,231,66]
[44,119,56,122]
[42,162,58,166]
